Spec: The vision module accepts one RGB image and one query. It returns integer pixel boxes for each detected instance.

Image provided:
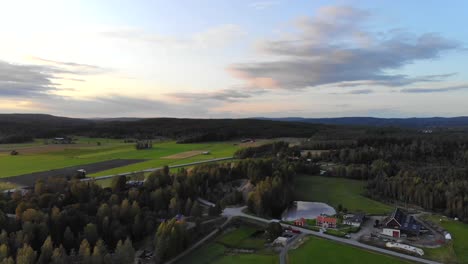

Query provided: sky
[0,0,467,118]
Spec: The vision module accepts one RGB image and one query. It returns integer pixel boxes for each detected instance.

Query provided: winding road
[222,206,440,264]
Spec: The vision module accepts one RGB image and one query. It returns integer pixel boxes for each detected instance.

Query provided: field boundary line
[81,157,234,182]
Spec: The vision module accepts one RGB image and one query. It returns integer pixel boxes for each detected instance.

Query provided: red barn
[294,217,306,227]
[317,215,337,228]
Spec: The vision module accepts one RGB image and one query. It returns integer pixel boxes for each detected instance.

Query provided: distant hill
[254,117,468,128]
[2,114,467,144]
[0,114,332,143]
[0,114,94,143]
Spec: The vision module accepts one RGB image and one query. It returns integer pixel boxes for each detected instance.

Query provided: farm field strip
[289,236,410,264]
[0,140,241,179]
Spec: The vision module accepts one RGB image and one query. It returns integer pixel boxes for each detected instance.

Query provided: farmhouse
[343,213,365,227]
[383,208,422,238]
[316,215,337,228]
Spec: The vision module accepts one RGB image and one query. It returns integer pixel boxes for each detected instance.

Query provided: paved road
[222,206,440,264]
[279,233,304,264]
[81,157,234,182]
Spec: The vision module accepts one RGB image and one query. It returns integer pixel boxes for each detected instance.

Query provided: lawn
[0,139,240,178]
[176,226,278,264]
[217,226,265,250]
[293,175,392,215]
[289,236,409,264]
[423,215,468,263]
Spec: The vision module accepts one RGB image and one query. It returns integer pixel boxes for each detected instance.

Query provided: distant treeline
[0,114,332,144]
[233,141,293,159]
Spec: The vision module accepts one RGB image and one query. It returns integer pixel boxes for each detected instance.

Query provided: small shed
[444,232,452,240]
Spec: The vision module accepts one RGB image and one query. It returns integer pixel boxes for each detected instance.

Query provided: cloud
[167,88,266,102]
[249,1,278,10]
[0,59,108,98]
[401,84,468,93]
[229,6,460,90]
[101,24,245,49]
[30,57,110,75]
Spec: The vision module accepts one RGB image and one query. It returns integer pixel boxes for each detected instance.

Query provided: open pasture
[0,138,241,180]
[176,225,278,264]
[294,175,392,215]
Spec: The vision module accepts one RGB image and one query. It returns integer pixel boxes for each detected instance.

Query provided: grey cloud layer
[167,88,266,102]
[229,6,460,90]
[0,59,109,98]
[0,61,58,97]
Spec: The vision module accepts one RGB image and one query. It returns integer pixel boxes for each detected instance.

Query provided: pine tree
[63,227,74,253]
[114,238,135,264]
[37,236,53,264]
[78,239,91,264]
[90,244,103,264]
[16,244,37,264]
[0,231,7,245]
[84,223,98,246]
[51,245,67,264]
[0,257,13,264]
[0,244,8,261]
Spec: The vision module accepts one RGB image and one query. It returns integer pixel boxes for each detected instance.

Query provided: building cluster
[382,208,423,238]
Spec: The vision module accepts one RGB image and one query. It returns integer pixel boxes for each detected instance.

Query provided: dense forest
[308,133,468,221]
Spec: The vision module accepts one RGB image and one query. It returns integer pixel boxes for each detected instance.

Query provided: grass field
[0,138,240,178]
[176,226,278,264]
[289,236,409,264]
[423,215,468,263]
[294,175,392,215]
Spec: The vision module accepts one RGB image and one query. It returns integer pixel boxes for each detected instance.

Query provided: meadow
[176,226,279,264]
[0,138,241,179]
[423,215,468,263]
[293,175,392,215]
[288,236,409,264]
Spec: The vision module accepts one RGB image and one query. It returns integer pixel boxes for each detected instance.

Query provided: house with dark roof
[383,208,422,238]
[343,213,365,227]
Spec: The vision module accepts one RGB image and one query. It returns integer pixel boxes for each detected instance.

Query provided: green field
[176,226,278,264]
[294,175,392,215]
[289,236,409,264]
[423,215,468,263]
[0,138,240,178]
